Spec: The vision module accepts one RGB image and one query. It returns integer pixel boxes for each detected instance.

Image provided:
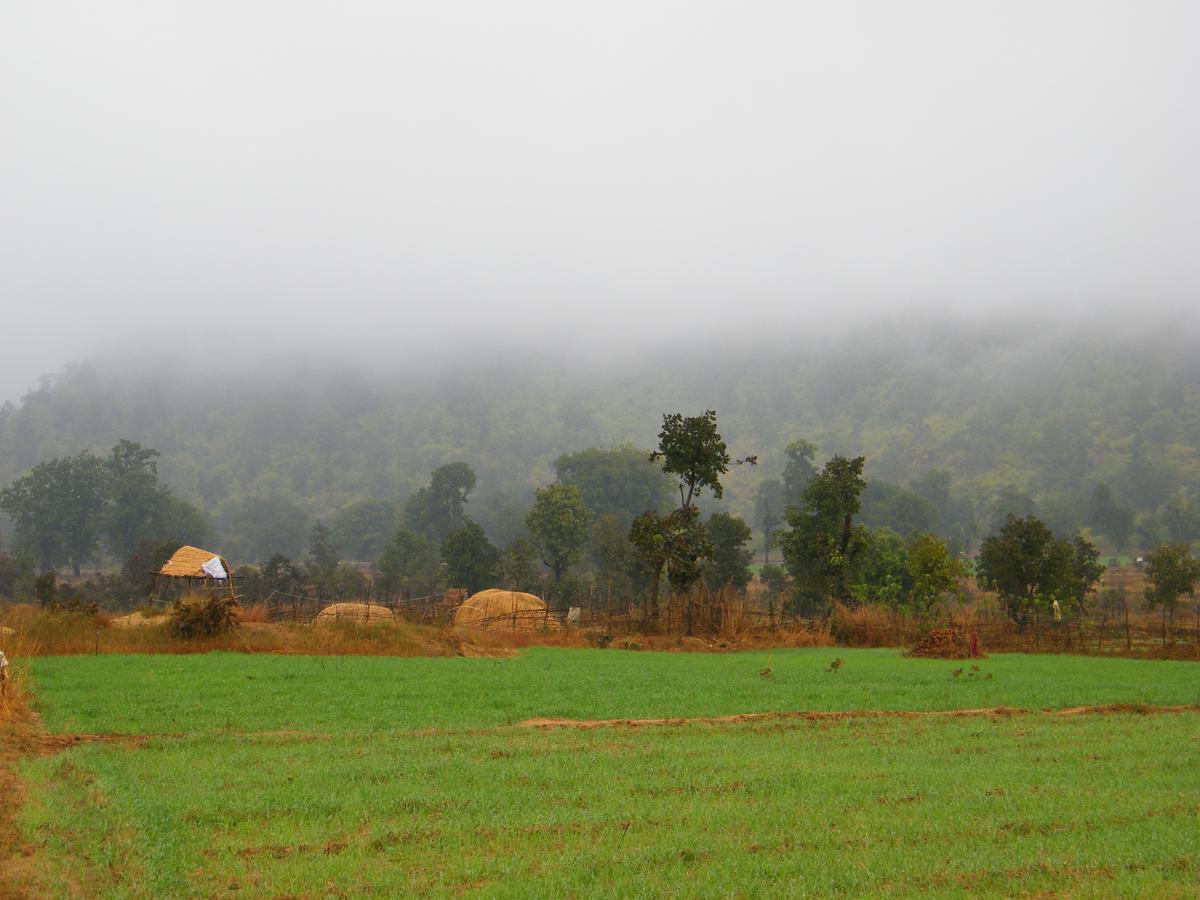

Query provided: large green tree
[403,463,476,542]
[905,532,968,615]
[650,410,753,511]
[104,440,168,560]
[305,523,340,599]
[588,513,644,609]
[499,538,541,594]
[778,455,868,607]
[0,459,68,571]
[1143,543,1200,628]
[377,528,441,599]
[859,480,939,537]
[975,515,1063,629]
[0,451,108,575]
[0,552,35,599]
[703,513,754,592]
[781,439,818,507]
[1058,534,1105,618]
[259,554,306,598]
[640,410,752,616]
[525,483,591,582]
[66,457,108,575]
[754,478,785,564]
[440,521,499,594]
[848,527,909,608]
[305,523,339,573]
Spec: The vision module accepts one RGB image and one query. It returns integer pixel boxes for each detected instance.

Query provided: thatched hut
[453,589,560,630]
[152,545,236,597]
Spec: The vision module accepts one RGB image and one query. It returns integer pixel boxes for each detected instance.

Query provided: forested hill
[1,316,1198,557]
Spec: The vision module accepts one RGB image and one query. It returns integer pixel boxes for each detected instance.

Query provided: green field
[18,649,1200,896]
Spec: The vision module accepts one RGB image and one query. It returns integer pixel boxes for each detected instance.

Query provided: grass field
[15,648,1200,896]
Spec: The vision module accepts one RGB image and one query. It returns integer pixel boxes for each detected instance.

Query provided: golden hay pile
[453,589,560,631]
[313,603,395,624]
[111,611,164,629]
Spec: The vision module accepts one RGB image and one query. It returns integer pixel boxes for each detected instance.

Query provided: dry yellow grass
[111,611,166,629]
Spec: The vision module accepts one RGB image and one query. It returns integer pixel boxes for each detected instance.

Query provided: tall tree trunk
[647,566,662,631]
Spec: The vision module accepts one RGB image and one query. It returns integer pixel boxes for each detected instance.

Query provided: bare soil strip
[519,703,1200,729]
[0,696,157,899]
[0,708,66,898]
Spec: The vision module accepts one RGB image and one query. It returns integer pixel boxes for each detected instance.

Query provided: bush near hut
[168,593,239,640]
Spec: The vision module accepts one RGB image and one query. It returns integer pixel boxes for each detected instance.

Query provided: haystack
[112,611,163,629]
[453,589,560,631]
[313,602,395,624]
[0,625,13,637]
[906,626,983,659]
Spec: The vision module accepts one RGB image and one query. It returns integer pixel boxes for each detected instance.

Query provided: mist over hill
[1,313,1198,559]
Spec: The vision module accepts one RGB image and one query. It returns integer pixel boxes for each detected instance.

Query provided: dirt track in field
[518,703,1200,729]
[0,706,65,898]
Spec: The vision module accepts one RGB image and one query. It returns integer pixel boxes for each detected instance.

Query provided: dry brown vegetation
[2,564,1194,661]
[0,600,837,660]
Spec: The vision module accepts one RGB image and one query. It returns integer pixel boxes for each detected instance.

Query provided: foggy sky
[2,2,1198,404]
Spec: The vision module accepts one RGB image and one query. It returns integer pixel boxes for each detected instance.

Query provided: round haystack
[314,602,395,624]
[906,627,983,659]
[453,589,560,631]
[111,611,163,629]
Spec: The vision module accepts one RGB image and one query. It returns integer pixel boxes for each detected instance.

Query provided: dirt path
[518,703,1200,729]
[0,705,76,898]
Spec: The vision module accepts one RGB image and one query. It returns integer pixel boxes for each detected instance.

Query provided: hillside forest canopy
[1,318,1198,616]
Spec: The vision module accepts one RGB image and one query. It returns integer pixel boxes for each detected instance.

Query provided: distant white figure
[0,650,9,692]
[566,606,581,626]
[1052,598,1062,622]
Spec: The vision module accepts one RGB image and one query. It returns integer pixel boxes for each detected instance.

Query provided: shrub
[168,593,239,639]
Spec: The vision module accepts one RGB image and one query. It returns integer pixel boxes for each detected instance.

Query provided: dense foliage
[2,322,1199,560]
[3,322,1200,625]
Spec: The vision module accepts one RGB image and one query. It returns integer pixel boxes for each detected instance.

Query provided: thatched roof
[453,589,560,630]
[158,545,232,579]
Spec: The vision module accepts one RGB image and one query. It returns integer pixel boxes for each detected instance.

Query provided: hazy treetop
[2,2,1198,402]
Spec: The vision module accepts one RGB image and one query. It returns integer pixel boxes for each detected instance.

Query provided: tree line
[4,322,1200,558]
[0,440,205,576]
[2,412,1199,629]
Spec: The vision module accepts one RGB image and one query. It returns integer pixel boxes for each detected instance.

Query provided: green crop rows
[18,649,1200,896]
